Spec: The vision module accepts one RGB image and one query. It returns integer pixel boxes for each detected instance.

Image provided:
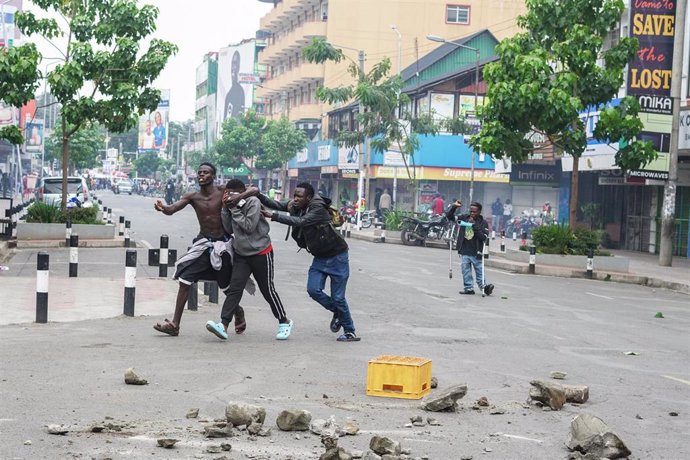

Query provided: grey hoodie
[221,196,272,257]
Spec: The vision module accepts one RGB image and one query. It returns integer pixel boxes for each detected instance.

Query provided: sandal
[234,307,247,335]
[153,319,179,336]
[276,320,293,340]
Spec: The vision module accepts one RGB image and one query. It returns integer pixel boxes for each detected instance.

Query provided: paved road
[1,191,688,459]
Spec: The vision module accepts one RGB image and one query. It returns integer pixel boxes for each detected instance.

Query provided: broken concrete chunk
[565,413,631,459]
[46,424,69,435]
[186,408,199,418]
[529,380,566,410]
[276,409,312,431]
[476,396,490,406]
[362,452,382,460]
[156,438,178,448]
[430,376,438,388]
[204,425,234,438]
[563,384,590,404]
[550,371,567,380]
[421,383,468,412]
[321,447,354,460]
[124,368,148,385]
[225,402,266,426]
[247,422,263,435]
[342,420,360,435]
[369,435,401,455]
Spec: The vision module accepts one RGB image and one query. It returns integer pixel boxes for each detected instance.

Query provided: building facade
[194,52,219,154]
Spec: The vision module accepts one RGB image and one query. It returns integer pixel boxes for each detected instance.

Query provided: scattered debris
[90,425,105,433]
[476,396,490,407]
[342,420,360,435]
[276,409,312,431]
[203,425,234,438]
[320,447,353,460]
[247,422,263,435]
[563,384,590,404]
[490,407,506,415]
[361,451,382,460]
[156,438,178,449]
[206,445,223,453]
[669,412,679,417]
[623,351,639,356]
[550,371,567,380]
[23,440,31,445]
[421,383,468,412]
[186,408,199,419]
[529,380,566,410]
[430,376,438,389]
[220,443,232,451]
[225,402,266,426]
[426,417,441,426]
[565,413,631,459]
[124,368,148,385]
[635,414,643,420]
[369,435,401,456]
[655,312,664,318]
[603,274,611,281]
[46,424,69,435]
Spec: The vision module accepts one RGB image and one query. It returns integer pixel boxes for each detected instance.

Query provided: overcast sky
[25,0,272,121]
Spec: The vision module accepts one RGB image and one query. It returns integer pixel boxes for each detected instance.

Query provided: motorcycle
[400,214,453,246]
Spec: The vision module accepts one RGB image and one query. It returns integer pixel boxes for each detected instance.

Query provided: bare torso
[189,185,226,239]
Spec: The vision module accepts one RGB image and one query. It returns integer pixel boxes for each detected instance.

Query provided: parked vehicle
[400,214,454,246]
[36,176,92,208]
[113,179,133,195]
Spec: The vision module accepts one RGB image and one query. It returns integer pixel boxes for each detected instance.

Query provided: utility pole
[659,0,686,266]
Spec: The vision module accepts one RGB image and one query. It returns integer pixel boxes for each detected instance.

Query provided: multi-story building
[194,52,219,154]
[255,0,527,134]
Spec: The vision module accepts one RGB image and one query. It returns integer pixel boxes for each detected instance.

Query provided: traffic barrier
[586,249,594,279]
[483,239,489,259]
[159,235,169,277]
[69,234,79,277]
[36,252,49,323]
[118,216,125,236]
[124,220,131,248]
[512,230,517,241]
[65,220,72,247]
[491,229,496,240]
[101,203,107,223]
[500,231,506,253]
[123,250,136,316]
[528,245,536,274]
[107,207,112,225]
[208,282,219,304]
[381,223,386,243]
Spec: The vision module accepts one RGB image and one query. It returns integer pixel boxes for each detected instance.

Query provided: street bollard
[381,222,386,243]
[188,282,198,310]
[36,252,49,323]
[118,216,125,236]
[203,281,210,295]
[159,235,169,277]
[124,220,131,248]
[123,249,137,316]
[69,234,79,277]
[491,229,496,240]
[101,203,107,223]
[500,230,506,253]
[512,230,517,241]
[528,245,536,274]
[586,249,594,279]
[208,282,219,304]
[346,221,351,238]
[484,239,489,259]
[107,207,113,225]
[65,220,72,247]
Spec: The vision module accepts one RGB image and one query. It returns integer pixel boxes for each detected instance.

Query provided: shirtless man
[152,163,246,336]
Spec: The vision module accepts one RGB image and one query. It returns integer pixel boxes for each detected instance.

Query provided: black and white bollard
[158,235,169,277]
[500,230,506,253]
[69,234,79,277]
[188,282,198,310]
[381,223,386,243]
[123,250,137,316]
[203,281,210,295]
[124,220,131,248]
[512,230,517,241]
[36,252,49,323]
[528,245,536,274]
[586,249,594,279]
[346,221,351,238]
[107,207,113,225]
[101,205,107,223]
[483,238,489,259]
[118,216,125,236]
[65,220,72,247]
[208,282,219,304]
[491,229,496,240]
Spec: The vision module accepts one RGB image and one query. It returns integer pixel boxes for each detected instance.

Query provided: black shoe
[460,290,475,295]
[329,313,341,333]
[337,331,361,342]
[483,284,494,296]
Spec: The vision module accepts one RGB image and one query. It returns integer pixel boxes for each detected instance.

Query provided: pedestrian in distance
[379,188,392,218]
[491,197,502,232]
[502,199,513,231]
[205,179,292,341]
[446,200,495,296]
[152,163,249,337]
[431,193,445,216]
[234,182,361,342]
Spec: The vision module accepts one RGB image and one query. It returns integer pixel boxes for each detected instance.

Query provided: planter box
[502,249,629,273]
[17,222,116,240]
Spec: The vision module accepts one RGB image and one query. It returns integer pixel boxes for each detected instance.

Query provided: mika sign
[627,0,677,97]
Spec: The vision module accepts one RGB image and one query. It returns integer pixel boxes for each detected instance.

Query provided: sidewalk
[344,225,690,294]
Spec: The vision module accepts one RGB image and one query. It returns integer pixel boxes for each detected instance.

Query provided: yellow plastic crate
[366,355,432,399]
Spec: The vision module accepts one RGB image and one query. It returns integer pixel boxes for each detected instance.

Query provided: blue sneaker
[206,320,228,340]
[276,320,293,340]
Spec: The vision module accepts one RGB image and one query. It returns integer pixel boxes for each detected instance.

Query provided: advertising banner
[217,41,256,127]
[138,89,170,154]
[24,118,44,153]
[338,146,359,170]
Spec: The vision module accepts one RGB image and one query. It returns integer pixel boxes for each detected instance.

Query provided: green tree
[0,44,42,144]
[132,153,162,177]
[260,117,307,169]
[17,0,177,207]
[215,109,266,169]
[471,0,655,228]
[47,117,104,171]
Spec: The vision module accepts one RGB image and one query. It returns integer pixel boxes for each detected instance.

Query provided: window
[446,5,470,24]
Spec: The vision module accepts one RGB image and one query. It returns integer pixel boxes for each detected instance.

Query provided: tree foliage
[46,116,104,171]
[471,0,655,226]
[16,0,177,206]
[0,44,42,144]
[260,117,308,169]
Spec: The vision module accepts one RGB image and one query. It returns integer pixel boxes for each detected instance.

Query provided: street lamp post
[390,25,402,206]
[426,35,481,202]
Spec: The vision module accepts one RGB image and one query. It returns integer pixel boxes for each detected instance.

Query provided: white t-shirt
[503,203,512,216]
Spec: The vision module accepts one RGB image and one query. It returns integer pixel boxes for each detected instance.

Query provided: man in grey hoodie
[205,179,292,341]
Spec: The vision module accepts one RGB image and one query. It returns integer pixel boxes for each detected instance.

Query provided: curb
[14,239,139,249]
[0,241,14,265]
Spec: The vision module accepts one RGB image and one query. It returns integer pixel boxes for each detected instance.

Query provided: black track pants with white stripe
[220,250,287,325]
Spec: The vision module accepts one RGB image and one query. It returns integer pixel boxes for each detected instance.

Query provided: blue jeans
[461,254,487,291]
[307,251,355,333]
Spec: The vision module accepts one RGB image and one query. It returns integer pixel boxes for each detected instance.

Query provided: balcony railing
[259,20,327,65]
[259,0,323,32]
[257,62,324,99]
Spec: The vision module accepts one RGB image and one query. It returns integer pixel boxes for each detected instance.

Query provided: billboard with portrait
[138,89,170,154]
[24,118,44,153]
[217,41,256,128]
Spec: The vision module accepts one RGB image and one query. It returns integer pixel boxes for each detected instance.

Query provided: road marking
[586,292,614,300]
[662,375,690,386]
[140,240,153,249]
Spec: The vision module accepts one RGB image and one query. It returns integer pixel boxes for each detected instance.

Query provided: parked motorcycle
[400,214,454,246]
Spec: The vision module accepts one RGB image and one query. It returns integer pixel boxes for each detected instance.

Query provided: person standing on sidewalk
[379,188,392,218]
[502,199,513,231]
[447,200,495,296]
[491,197,502,232]
[152,163,248,337]
[233,182,361,342]
[205,179,292,341]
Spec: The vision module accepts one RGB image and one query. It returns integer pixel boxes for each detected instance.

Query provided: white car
[37,176,93,207]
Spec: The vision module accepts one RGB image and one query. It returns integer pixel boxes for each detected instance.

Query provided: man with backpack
[234,182,361,342]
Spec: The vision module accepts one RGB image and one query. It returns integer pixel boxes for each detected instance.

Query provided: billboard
[217,41,256,127]
[24,118,44,154]
[138,89,170,155]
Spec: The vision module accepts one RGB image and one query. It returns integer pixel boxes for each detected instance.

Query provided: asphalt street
[0,190,688,459]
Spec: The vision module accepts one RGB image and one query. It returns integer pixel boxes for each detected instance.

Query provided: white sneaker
[206,320,228,340]
[276,320,293,340]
